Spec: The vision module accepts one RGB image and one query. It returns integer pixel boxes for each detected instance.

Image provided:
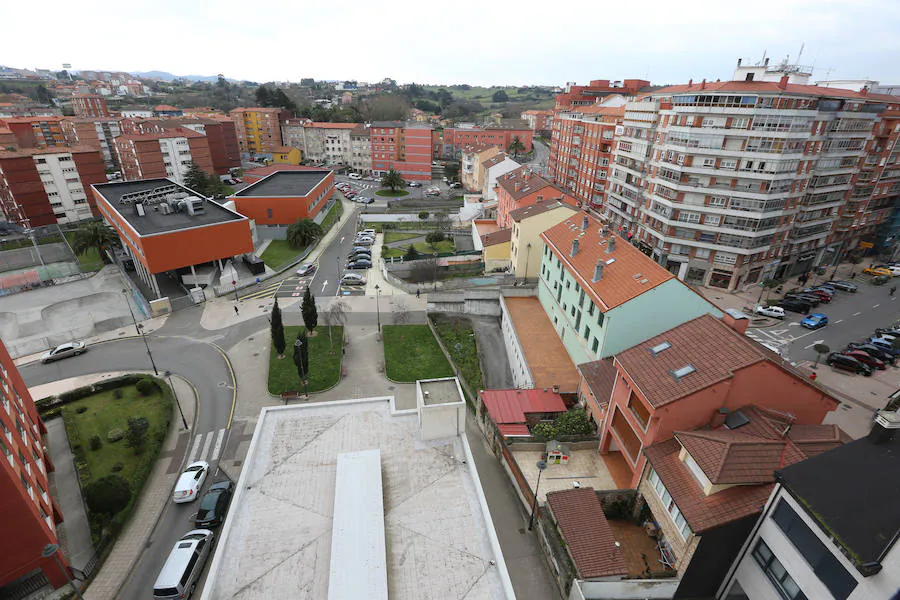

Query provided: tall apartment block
[0,147,105,226]
[1,117,67,149]
[70,94,110,119]
[113,128,214,185]
[349,124,371,174]
[438,124,533,159]
[228,107,290,160]
[0,336,69,590]
[281,120,358,166]
[122,117,239,175]
[605,60,900,290]
[370,121,432,181]
[61,118,123,169]
[554,79,651,111]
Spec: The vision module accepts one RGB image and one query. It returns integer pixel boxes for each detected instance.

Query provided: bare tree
[323,300,349,353]
[394,299,411,324]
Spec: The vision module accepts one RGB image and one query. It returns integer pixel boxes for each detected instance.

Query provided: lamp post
[294,337,309,399]
[454,342,462,378]
[232,279,238,302]
[524,242,532,283]
[122,289,158,375]
[374,284,381,332]
[164,370,189,430]
[433,252,439,291]
[41,544,84,600]
[528,459,547,531]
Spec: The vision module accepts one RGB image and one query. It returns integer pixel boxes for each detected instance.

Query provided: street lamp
[528,459,547,531]
[454,342,462,378]
[122,289,158,375]
[523,242,532,283]
[293,337,309,399]
[164,370,189,430]
[232,279,238,303]
[41,544,84,600]
[433,252,439,291]
[374,284,381,332]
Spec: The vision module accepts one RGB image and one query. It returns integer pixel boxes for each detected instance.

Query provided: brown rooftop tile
[508,200,576,223]
[578,358,617,407]
[504,296,580,392]
[547,488,627,579]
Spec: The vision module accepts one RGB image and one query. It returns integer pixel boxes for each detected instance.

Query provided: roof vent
[592,260,604,282]
[670,364,696,381]
[640,278,649,284]
[649,342,671,356]
[605,258,615,265]
[135,203,145,217]
[570,238,580,257]
[632,273,643,280]
[581,215,589,230]
[724,410,750,430]
[606,237,616,253]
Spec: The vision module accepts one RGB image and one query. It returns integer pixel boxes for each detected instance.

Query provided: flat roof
[200,398,513,600]
[233,170,331,198]
[419,378,463,406]
[92,178,246,237]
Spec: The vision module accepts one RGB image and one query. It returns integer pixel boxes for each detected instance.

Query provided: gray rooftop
[200,397,513,600]
[420,378,464,406]
[92,179,246,236]
[233,170,331,198]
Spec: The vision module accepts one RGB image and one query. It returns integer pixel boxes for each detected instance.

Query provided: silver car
[41,342,87,364]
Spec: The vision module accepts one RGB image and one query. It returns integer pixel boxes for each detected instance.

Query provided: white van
[153,529,214,599]
[349,173,362,180]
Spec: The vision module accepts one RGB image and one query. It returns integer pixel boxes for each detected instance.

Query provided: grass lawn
[383,239,455,259]
[63,231,104,272]
[261,240,306,270]
[382,325,453,382]
[375,189,409,197]
[320,199,345,234]
[268,326,343,394]
[384,232,422,244]
[432,316,484,395]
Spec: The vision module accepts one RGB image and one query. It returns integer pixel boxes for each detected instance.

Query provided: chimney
[514,182,521,192]
[868,409,900,445]
[737,58,742,67]
[606,237,616,253]
[592,260,604,282]
[764,57,770,66]
[710,407,730,429]
[701,79,707,90]
[778,75,789,90]
[581,215,589,230]
[688,78,693,86]
[570,238,580,257]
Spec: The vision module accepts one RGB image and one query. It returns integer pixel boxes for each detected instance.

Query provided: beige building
[508,201,577,279]
[349,124,371,174]
[281,119,357,167]
[461,143,500,192]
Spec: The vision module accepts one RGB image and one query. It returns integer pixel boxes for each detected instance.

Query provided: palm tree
[286,218,323,249]
[71,220,120,264]
[508,136,526,159]
[380,168,405,192]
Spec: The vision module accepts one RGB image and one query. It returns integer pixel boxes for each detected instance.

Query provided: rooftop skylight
[650,342,671,356]
[671,364,696,381]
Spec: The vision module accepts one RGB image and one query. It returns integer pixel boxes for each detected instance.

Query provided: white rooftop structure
[200,394,514,600]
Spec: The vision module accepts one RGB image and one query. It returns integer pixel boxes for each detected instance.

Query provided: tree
[426,231,445,245]
[418,211,430,220]
[293,330,309,386]
[183,160,210,194]
[444,161,460,182]
[301,287,318,334]
[508,135,526,159]
[255,85,273,106]
[35,84,53,104]
[555,409,593,435]
[404,245,419,260]
[85,474,131,518]
[381,168,404,192]
[271,298,286,358]
[492,89,509,102]
[323,300,348,353]
[125,416,150,452]
[414,99,440,113]
[286,218,323,249]
[71,220,120,264]
[531,422,559,441]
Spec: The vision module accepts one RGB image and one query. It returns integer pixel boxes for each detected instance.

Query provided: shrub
[555,409,593,435]
[113,389,124,399]
[418,211,430,220]
[405,245,419,260]
[111,462,124,472]
[125,416,150,452]
[531,421,559,441]
[136,378,156,396]
[76,406,88,414]
[426,231,445,244]
[84,475,131,517]
[89,435,102,451]
[107,428,124,443]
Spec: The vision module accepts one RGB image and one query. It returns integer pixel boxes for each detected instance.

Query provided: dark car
[784,293,820,307]
[875,327,900,337]
[867,337,900,357]
[348,252,372,261]
[828,280,858,292]
[777,299,812,314]
[826,353,873,376]
[846,343,897,366]
[346,259,372,270]
[799,289,832,302]
[843,350,887,370]
[194,480,234,528]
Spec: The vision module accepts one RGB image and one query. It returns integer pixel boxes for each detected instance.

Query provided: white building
[33,151,96,223]
[349,123,371,174]
[281,120,357,166]
[718,408,900,600]
[482,155,521,202]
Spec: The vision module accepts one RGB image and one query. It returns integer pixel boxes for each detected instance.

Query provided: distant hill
[132,71,222,82]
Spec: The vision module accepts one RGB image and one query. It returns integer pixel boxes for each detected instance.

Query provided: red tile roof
[480,389,567,426]
[508,200,576,223]
[655,80,900,103]
[118,127,205,141]
[482,153,513,169]
[497,166,567,202]
[481,228,511,246]
[547,488,627,579]
[541,213,675,311]
[578,358,617,407]
[615,314,763,408]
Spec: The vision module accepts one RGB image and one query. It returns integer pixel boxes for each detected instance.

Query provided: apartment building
[121,117,240,175]
[606,61,900,290]
[439,124,533,159]
[460,143,499,192]
[508,200,577,279]
[349,124,371,174]
[0,336,69,591]
[370,121,432,181]
[70,94,109,119]
[520,109,553,136]
[1,117,67,149]
[550,105,623,209]
[113,128,214,185]
[229,107,290,160]
[60,117,122,169]
[495,166,574,228]
[0,147,105,226]
[481,153,520,203]
[281,120,357,166]
[554,79,651,111]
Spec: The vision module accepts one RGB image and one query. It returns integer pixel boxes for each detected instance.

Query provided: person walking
[234,305,240,315]
[416,288,420,299]
[890,286,897,298]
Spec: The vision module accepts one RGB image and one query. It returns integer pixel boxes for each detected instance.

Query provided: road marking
[211,429,226,461]
[188,435,203,463]
[853,312,862,316]
[321,280,328,292]
[201,432,214,461]
[834,319,844,324]
[340,236,345,243]
[804,339,825,350]
[874,304,881,308]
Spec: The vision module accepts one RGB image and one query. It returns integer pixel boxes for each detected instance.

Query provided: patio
[607,519,676,578]
[514,447,616,501]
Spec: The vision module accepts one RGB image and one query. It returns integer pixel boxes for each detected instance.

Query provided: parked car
[754,305,785,319]
[349,245,369,254]
[777,299,812,314]
[407,181,422,187]
[799,289,832,302]
[359,229,376,236]
[875,327,900,337]
[340,273,366,286]
[194,480,234,528]
[874,265,900,276]
[867,337,900,356]
[864,267,893,276]
[846,343,897,366]
[825,353,873,376]
[828,280,858,292]
[40,342,87,364]
[348,253,372,263]
[346,192,357,199]
[296,263,316,277]
[449,182,461,189]
[801,313,829,329]
[346,259,372,270]
[173,460,210,504]
[354,238,374,246]
[842,350,887,370]
[349,173,362,180]
[356,197,375,204]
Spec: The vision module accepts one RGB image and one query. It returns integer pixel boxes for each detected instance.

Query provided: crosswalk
[186,428,227,464]
[275,277,310,299]
[240,280,282,301]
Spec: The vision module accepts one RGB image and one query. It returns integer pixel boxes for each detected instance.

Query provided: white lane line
[834,319,844,324]
[210,429,226,461]
[187,435,203,464]
[853,312,862,316]
[874,304,881,308]
[200,432,214,461]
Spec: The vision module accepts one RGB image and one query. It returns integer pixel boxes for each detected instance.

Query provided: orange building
[586,314,840,487]
[229,107,290,159]
[439,125,533,159]
[91,179,253,298]
[370,121,432,181]
[0,336,68,590]
[494,166,576,228]
[1,117,67,149]
[231,170,333,225]
[60,117,123,169]
[113,128,214,184]
[521,109,554,135]
[120,117,240,175]
[70,94,110,119]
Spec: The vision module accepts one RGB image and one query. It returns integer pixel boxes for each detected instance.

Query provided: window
[720,158,737,169]
[752,539,807,600]
[646,468,692,539]
[591,338,599,353]
[266,208,273,218]
[683,454,708,486]
[708,196,727,207]
[694,248,710,259]
[704,214,721,226]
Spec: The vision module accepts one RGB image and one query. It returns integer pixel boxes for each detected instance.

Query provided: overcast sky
[4,0,899,87]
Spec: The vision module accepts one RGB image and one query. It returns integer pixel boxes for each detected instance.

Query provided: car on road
[842,350,887,370]
[874,265,900,276]
[349,173,362,180]
[826,353,873,376]
[173,460,209,504]
[776,299,812,314]
[41,342,87,364]
[847,343,897,366]
[407,181,422,187]
[828,280,858,292]
[864,267,893,276]
[801,313,829,329]
[754,305,785,319]
[194,480,234,528]
[340,273,366,286]
[346,191,357,199]
[153,529,214,600]
[296,263,316,277]
[356,197,374,204]
[346,259,373,270]
[799,288,832,302]
[449,182,461,189]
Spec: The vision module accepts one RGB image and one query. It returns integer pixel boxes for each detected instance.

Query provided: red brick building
[121,117,239,175]
[60,118,123,169]
[1,117,67,149]
[70,94,110,119]
[554,79,651,110]
[0,336,68,590]
[230,170,334,225]
[520,110,554,135]
[495,166,576,228]
[113,128,214,185]
[370,122,432,181]
[229,107,290,159]
[439,125,533,159]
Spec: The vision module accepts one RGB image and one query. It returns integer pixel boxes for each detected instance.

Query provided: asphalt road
[745,279,900,363]
[19,336,236,600]
[306,202,367,298]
